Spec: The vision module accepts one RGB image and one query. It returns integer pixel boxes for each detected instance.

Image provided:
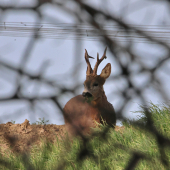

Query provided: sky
[0,0,170,125]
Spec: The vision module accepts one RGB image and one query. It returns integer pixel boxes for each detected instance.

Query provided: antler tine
[85,49,94,75]
[93,47,107,75]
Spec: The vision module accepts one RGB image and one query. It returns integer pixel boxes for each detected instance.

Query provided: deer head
[82,47,111,102]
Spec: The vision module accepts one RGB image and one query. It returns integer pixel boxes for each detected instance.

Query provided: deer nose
[82,92,92,98]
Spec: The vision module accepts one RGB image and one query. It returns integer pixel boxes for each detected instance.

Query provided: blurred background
[0,0,170,125]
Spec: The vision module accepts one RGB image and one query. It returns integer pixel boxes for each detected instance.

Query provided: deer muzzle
[82,92,92,98]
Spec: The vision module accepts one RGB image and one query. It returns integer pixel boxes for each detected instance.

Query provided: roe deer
[63,47,116,136]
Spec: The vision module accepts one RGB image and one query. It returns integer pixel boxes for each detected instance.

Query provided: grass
[0,103,170,170]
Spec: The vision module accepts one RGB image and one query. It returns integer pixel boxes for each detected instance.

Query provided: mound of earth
[0,119,124,155]
[0,119,66,155]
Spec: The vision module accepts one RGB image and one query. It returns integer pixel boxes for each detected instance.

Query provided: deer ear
[100,63,111,79]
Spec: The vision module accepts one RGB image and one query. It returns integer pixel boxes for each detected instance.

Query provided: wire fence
[1,22,170,43]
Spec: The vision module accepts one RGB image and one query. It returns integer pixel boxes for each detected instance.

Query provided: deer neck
[91,91,107,107]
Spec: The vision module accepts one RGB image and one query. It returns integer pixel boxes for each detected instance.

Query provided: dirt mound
[0,119,66,155]
[0,119,123,155]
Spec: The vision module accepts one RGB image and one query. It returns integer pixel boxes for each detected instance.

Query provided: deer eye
[93,83,98,87]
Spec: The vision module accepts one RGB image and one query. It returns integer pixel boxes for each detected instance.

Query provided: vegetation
[0,103,170,170]
[32,117,49,125]
[10,120,15,124]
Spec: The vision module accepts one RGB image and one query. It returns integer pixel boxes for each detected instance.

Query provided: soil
[0,119,66,155]
[0,119,124,155]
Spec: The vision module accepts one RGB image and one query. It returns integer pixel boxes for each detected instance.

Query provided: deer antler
[85,49,94,75]
[93,47,107,75]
